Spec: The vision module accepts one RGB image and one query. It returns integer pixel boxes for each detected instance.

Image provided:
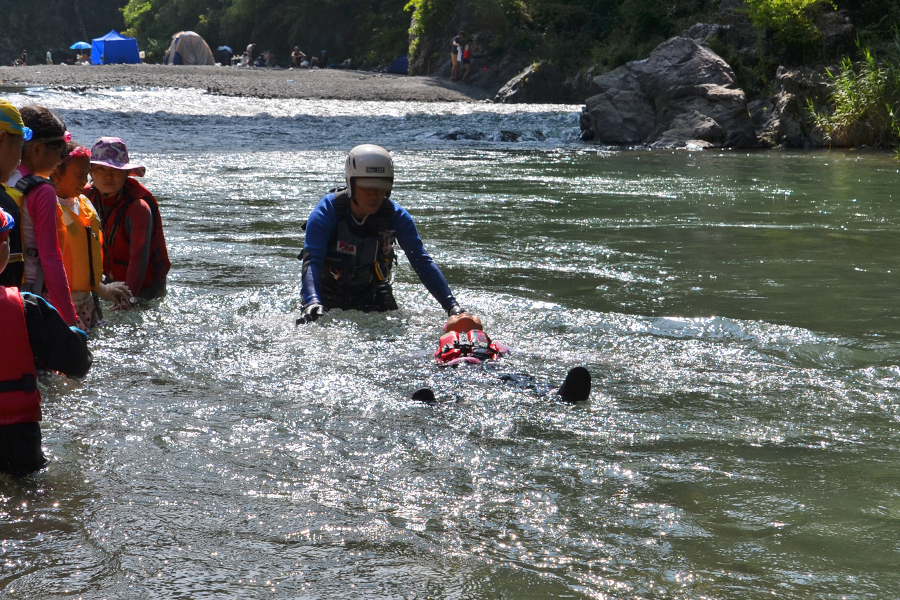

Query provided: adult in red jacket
[86,137,170,301]
[0,207,92,476]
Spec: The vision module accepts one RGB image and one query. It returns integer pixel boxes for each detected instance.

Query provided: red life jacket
[90,178,170,297]
[0,286,41,425]
[435,329,502,364]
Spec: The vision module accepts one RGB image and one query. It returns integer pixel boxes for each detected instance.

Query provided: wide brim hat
[89,136,146,177]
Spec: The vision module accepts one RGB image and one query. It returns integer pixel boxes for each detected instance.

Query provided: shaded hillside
[121,0,411,65]
[0,0,127,65]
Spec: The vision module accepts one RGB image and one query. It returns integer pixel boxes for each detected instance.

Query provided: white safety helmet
[345,144,394,192]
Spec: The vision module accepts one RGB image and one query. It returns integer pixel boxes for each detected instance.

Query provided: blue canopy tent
[386,54,408,75]
[91,30,141,65]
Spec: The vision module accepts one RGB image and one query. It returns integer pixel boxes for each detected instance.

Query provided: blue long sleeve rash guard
[301,193,458,311]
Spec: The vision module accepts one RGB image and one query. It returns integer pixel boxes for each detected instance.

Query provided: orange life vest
[59,195,103,293]
[0,286,41,425]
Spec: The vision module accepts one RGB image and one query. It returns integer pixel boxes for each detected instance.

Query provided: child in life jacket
[7,105,80,327]
[50,141,133,332]
[434,312,509,366]
[0,206,92,476]
[419,312,592,404]
[0,100,28,286]
[85,137,170,302]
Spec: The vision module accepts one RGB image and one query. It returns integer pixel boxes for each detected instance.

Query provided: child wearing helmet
[435,312,509,366]
[298,144,466,324]
[0,206,92,476]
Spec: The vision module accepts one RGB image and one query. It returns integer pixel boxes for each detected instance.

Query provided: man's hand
[448,303,464,316]
[296,303,326,325]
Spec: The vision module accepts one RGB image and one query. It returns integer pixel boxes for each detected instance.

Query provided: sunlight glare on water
[1,88,900,599]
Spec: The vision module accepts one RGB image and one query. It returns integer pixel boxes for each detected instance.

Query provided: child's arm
[21,292,92,378]
[122,198,155,295]
[29,186,78,324]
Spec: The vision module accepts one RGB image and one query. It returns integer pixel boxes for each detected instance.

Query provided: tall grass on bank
[811,44,900,154]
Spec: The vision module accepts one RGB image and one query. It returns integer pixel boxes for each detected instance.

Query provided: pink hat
[89,137,146,177]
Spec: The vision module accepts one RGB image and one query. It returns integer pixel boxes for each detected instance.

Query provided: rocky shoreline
[0,64,493,103]
[0,55,854,151]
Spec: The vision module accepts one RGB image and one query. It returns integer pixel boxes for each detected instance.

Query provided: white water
[2,87,900,600]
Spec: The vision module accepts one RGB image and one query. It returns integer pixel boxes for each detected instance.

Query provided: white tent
[164,31,215,65]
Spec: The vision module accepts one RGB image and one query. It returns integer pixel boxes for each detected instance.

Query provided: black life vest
[301,188,397,298]
[0,176,56,288]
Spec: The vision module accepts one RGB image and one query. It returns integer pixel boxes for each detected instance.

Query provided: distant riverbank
[0,64,492,102]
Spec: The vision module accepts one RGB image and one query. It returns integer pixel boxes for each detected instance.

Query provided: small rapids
[2,88,900,599]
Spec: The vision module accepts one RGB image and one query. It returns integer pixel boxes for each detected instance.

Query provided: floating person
[413,312,592,404]
[7,105,80,327]
[297,144,465,324]
[85,137,170,303]
[50,141,132,331]
[434,312,510,366]
[0,206,92,477]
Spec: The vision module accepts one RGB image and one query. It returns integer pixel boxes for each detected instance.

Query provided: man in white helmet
[297,144,465,323]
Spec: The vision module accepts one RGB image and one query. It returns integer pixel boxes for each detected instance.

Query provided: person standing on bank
[297,144,465,324]
[450,32,464,81]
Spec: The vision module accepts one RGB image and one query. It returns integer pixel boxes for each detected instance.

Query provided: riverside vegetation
[811,43,900,154]
[4,0,899,150]
[122,0,900,151]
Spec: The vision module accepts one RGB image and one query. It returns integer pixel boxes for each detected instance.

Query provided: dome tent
[164,31,215,66]
[386,54,408,74]
[91,30,141,65]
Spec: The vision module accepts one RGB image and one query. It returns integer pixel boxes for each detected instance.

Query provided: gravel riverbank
[0,64,493,102]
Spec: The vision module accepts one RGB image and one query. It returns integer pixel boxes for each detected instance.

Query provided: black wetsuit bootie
[412,387,437,403]
[557,367,591,403]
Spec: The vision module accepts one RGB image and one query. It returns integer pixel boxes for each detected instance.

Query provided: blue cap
[0,110,32,141]
[0,207,15,240]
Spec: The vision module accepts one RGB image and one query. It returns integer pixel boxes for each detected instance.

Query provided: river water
[2,87,900,599]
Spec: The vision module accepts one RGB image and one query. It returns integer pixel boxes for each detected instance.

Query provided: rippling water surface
[2,88,900,599]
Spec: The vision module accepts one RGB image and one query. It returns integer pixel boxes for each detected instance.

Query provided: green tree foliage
[406,0,716,72]
[745,0,829,39]
[120,0,900,85]
[123,0,410,64]
[0,0,126,65]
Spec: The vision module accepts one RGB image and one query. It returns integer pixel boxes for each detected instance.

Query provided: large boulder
[818,10,855,60]
[581,36,757,148]
[494,61,571,104]
[752,66,830,148]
